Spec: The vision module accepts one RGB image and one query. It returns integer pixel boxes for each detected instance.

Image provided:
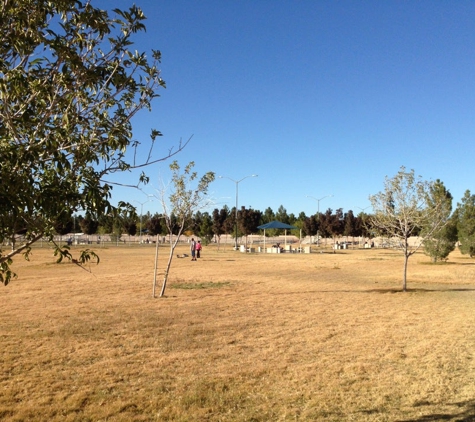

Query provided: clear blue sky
[99,0,475,217]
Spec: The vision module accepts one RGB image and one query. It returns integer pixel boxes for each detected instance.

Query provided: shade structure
[257,221,297,230]
[257,221,297,252]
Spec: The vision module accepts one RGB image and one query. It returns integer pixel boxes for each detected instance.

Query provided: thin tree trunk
[403,252,408,292]
[159,246,175,297]
[152,234,159,298]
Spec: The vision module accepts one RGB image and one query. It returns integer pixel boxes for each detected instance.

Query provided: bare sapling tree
[369,167,449,291]
[154,161,215,298]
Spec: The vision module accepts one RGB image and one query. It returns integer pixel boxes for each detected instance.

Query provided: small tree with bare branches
[153,161,215,298]
[369,167,448,291]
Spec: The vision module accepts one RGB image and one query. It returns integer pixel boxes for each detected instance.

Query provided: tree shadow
[269,287,475,296]
[394,399,475,421]
[366,287,475,294]
[418,261,457,266]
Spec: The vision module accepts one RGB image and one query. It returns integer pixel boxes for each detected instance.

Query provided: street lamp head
[307,194,332,200]
[219,174,258,183]
[133,198,153,206]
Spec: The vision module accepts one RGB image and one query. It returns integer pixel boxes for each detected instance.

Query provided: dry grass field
[1,243,475,421]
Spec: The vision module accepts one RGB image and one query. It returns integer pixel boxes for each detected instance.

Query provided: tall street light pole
[219,174,258,250]
[306,194,333,246]
[134,196,153,244]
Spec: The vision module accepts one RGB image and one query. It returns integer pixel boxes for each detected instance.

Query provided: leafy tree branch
[0,1,188,284]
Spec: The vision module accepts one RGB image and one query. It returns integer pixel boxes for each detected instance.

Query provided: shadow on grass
[367,287,475,294]
[395,399,475,421]
[418,261,457,266]
[418,261,475,267]
[271,288,475,296]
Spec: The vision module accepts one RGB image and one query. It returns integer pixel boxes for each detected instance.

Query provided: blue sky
[98,0,475,217]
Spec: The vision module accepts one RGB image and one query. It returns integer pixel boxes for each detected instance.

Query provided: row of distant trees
[53,205,373,245]
[54,210,140,242]
[52,185,475,264]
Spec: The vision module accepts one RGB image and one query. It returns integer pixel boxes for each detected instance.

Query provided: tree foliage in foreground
[369,167,448,292]
[0,1,188,284]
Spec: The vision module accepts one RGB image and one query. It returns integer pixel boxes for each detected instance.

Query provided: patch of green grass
[170,281,230,290]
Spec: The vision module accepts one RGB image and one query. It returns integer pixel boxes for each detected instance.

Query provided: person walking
[190,238,197,261]
[196,240,202,258]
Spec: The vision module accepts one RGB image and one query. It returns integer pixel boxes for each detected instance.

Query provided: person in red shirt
[196,240,202,258]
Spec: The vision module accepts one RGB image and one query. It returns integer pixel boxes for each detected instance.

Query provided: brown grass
[1,244,475,421]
